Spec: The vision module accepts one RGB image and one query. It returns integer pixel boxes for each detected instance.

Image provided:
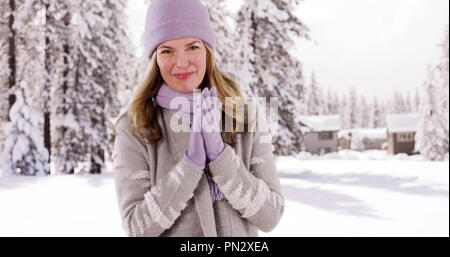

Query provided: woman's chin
[175,81,200,93]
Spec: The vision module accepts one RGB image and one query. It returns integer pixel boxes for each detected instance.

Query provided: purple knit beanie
[144,0,217,59]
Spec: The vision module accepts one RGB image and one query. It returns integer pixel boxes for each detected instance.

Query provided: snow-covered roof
[353,128,387,139]
[338,129,352,139]
[386,114,419,133]
[338,128,387,139]
[297,115,341,132]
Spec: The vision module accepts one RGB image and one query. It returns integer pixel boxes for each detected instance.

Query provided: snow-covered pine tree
[415,65,448,161]
[334,92,340,115]
[70,0,110,174]
[436,27,449,154]
[405,91,412,113]
[235,2,256,98]
[1,81,49,175]
[359,95,370,128]
[0,0,11,153]
[200,0,239,82]
[236,0,310,155]
[393,91,407,114]
[323,87,335,115]
[413,88,420,113]
[70,0,134,174]
[39,0,74,174]
[340,94,350,129]
[5,0,50,175]
[44,0,80,174]
[347,87,358,128]
[305,71,323,115]
[14,0,46,110]
[103,0,136,162]
[4,0,17,124]
[52,16,87,175]
[383,99,392,115]
[414,28,449,160]
[379,99,387,125]
[437,28,449,112]
[368,96,384,128]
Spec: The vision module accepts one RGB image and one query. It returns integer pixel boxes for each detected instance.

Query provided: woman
[113,0,284,237]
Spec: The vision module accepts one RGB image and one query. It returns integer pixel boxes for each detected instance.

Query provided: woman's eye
[189,46,199,50]
[161,50,171,54]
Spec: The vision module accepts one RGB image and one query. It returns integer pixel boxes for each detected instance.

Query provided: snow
[386,113,419,133]
[0,150,447,236]
[297,115,341,132]
[338,128,387,139]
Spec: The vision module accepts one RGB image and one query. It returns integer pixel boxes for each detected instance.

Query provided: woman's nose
[175,51,189,68]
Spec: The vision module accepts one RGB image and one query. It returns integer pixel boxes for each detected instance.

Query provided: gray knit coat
[113,106,285,237]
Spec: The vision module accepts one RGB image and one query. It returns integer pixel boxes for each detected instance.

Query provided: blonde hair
[113,42,250,145]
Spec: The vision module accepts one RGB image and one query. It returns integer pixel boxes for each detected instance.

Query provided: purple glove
[184,89,206,170]
[201,87,225,162]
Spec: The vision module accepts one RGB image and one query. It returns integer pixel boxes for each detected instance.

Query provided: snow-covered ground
[0,150,448,236]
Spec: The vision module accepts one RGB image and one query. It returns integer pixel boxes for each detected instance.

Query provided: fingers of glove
[209,87,217,109]
[201,87,210,110]
[204,89,213,113]
[210,87,217,97]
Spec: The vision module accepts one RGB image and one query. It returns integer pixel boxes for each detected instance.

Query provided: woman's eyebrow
[159,41,201,49]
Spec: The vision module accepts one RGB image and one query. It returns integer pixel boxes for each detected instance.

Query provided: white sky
[126,0,449,99]
[293,0,449,99]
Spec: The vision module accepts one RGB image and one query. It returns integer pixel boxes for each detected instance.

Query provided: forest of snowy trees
[0,0,448,176]
[0,0,135,175]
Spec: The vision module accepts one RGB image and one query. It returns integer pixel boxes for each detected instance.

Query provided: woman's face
[156,37,207,93]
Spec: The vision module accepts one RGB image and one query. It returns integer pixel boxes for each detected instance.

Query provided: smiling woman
[112,0,285,237]
[156,38,207,93]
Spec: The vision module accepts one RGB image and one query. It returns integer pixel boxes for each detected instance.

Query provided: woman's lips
[174,72,195,80]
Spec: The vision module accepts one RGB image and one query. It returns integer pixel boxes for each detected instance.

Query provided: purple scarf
[155,82,224,202]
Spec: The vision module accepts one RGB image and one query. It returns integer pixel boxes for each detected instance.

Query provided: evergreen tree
[0,0,11,153]
[103,0,135,161]
[435,28,449,154]
[393,91,407,114]
[305,71,323,115]
[236,0,310,154]
[200,0,239,81]
[235,1,257,98]
[70,0,134,174]
[72,0,110,174]
[413,87,420,113]
[415,65,448,160]
[40,0,74,174]
[347,87,358,128]
[340,94,350,129]
[368,96,383,128]
[3,0,50,175]
[356,95,369,128]
[1,82,49,175]
[405,91,412,113]
[324,87,339,115]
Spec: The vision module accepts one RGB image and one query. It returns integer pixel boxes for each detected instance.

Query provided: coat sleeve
[207,108,285,233]
[112,121,203,237]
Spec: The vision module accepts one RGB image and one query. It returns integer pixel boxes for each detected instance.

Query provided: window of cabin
[396,132,414,142]
[318,131,333,140]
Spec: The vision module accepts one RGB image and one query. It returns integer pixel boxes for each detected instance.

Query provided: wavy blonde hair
[113,42,251,145]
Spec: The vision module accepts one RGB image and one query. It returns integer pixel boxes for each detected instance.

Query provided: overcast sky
[127,0,449,99]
